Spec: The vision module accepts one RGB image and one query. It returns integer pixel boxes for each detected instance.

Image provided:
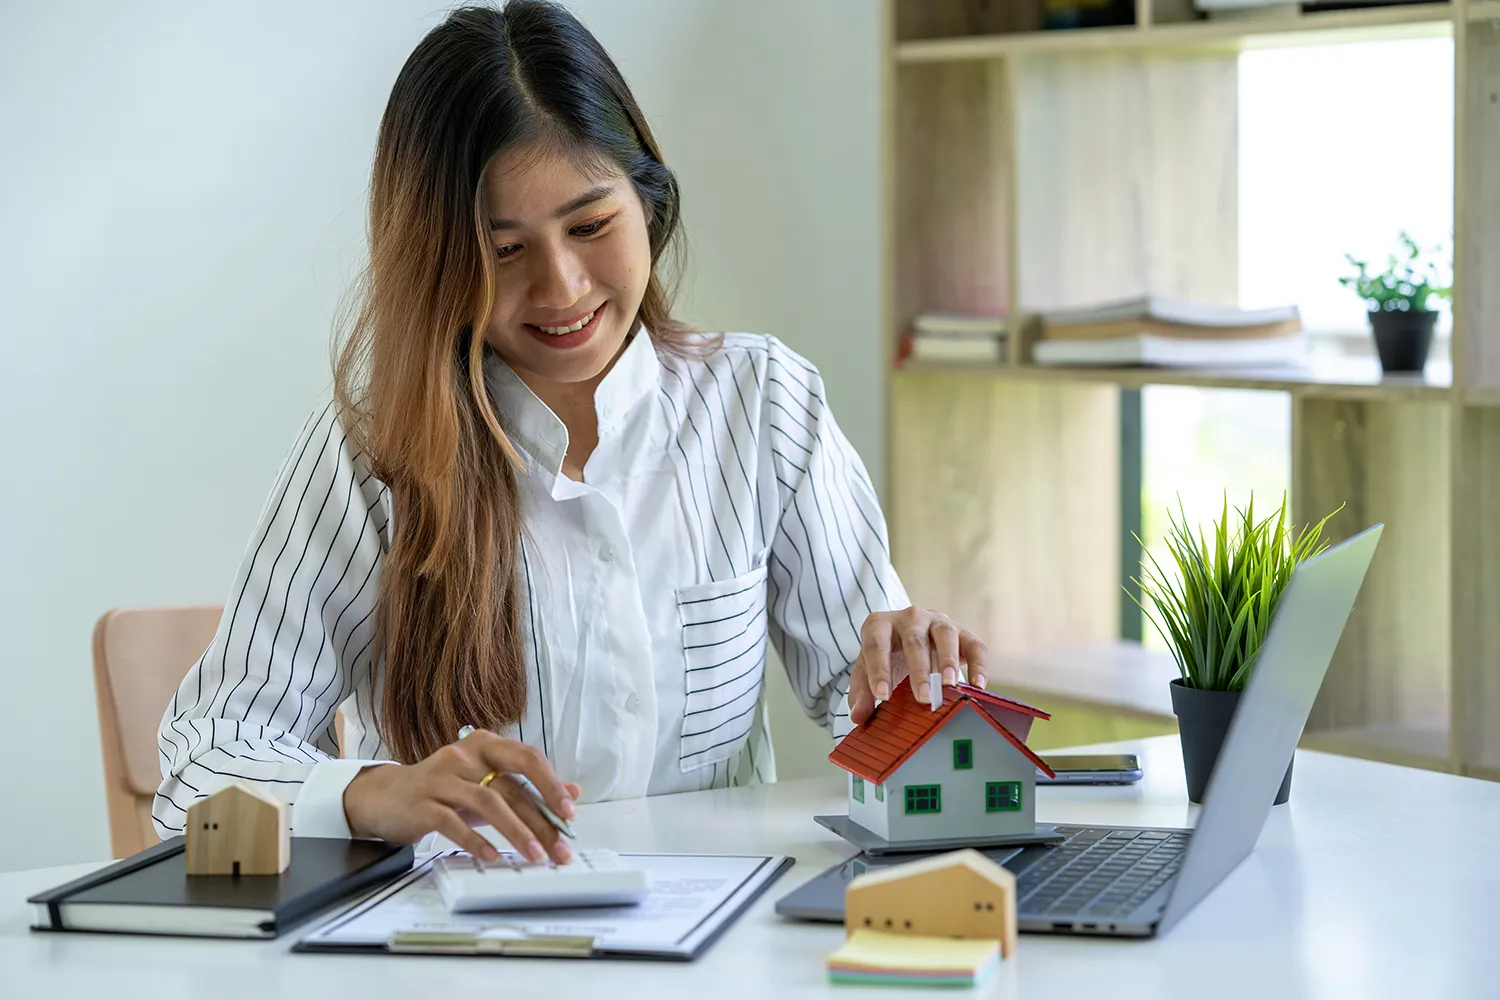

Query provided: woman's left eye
[571,215,614,238]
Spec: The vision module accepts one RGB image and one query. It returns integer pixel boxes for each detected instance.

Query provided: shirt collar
[484,328,662,479]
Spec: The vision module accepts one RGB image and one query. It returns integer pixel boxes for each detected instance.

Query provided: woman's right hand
[341,729,580,864]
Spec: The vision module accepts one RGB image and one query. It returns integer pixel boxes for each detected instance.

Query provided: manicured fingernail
[942,668,957,685]
[975,674,987,689]
[481,844,499,862]
[554,840,573,863]
[525,840,546,863]
[875,682,890,701]
[917,682,930,702]
[560,798,576,819]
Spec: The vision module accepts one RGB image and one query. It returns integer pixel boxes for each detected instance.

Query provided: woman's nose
[531,246,590,309]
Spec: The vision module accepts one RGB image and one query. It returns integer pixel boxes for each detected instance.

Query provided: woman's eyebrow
[489,185,616,231]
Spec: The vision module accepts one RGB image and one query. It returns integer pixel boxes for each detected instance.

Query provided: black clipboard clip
[387,925,596,958]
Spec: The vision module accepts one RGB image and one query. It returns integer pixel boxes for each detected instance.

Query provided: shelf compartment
[1299,723,1453,772]
[889,374,1122,657]
[1469,0,1500,22]
[895,62,1014,339]
[897,2,1454,63]
[1294,397,1453,768]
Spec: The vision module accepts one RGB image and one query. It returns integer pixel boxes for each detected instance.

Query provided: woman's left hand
[848,607,989,726]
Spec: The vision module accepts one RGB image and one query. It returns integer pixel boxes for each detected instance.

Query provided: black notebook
[29,836,413,939]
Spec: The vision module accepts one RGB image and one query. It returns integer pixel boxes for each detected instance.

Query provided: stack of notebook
[827,929,1001,987]
[29,837,413,939]
[1031,296,1304,368]
[902,312,1007,365]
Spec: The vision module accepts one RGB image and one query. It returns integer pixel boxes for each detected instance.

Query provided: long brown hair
[334,1,696,764]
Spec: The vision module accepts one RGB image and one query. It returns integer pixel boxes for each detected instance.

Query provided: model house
[829,682,1054,845]
[184,782,291,876]
[845,848,1018,958]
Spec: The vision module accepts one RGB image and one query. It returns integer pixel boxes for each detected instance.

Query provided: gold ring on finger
[479,770,498,788]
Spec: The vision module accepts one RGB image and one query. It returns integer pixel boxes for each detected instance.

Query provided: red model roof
[829,682,1055,784]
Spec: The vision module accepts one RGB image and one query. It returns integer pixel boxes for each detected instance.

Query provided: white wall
[0,0,881,871]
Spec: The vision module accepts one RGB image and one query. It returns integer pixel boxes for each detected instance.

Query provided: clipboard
[293,852,793,961]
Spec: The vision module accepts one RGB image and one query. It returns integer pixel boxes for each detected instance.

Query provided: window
[953,739,973,770]
[875,782,885,802]
[1139,387,1291,647]
[852,775,865,804]
[986,781,1021,813]
[1239,39,1453,343]
[904,784,941,815]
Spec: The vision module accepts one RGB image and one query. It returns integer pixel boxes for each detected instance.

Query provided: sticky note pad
[828,929,1001,987]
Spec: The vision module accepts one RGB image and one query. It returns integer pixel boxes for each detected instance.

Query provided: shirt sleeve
[760,338,910,740]
[155,402,393,839]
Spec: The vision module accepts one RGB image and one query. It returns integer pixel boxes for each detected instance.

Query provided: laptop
[775,524,1382,938]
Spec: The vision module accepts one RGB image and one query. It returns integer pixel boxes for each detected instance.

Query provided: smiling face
[481,143,653,394]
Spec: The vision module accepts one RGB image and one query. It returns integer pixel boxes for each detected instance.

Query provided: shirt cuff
[291,759,396,838]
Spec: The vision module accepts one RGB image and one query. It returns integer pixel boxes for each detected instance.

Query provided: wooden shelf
[896,357,1453,400]
[986,642,1179,724]
[986,642,1454,772]
[884,1,1500,782]
[1301,724,1453,772]
[897,3,1454,63]
[1469,0,1500,22]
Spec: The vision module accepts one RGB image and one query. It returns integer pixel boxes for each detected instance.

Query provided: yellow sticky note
[828,929,1000,985]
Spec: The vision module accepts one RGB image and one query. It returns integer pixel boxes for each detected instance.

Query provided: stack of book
[1031,296,1304,368]
[827,929,1002,987]
[901,312,1007,365]
[1196,1,1436,20]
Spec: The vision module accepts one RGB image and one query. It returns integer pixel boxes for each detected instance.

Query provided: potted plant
[1339,231,1451,374]
[1131,494,1337,805]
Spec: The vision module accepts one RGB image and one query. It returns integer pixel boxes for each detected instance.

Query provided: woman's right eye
[495,243,522,260]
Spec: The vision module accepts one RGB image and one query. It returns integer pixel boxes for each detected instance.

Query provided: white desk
[6,736,1500,999]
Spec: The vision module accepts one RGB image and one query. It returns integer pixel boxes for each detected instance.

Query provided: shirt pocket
[675,563,770,772]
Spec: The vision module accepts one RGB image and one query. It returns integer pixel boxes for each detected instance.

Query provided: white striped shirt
[155,331,908,839]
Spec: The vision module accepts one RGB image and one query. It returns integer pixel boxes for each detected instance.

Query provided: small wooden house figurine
[185,782,290,876]
[829,682,1054,846]
[846,848,1018,958]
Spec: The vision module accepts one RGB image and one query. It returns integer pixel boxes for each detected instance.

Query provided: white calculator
[433,849,651,913]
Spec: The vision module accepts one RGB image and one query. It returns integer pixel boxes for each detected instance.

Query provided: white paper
[300,853,783,957]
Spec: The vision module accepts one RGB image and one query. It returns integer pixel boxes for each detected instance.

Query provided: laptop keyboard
[1015,827,1189,918]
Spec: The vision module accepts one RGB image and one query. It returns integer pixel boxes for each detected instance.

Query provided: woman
[156,0,989,866]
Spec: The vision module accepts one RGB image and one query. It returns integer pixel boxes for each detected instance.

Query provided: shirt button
[600,545,616,564]
[625,693,641,714]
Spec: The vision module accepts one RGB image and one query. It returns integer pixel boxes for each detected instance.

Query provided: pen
[457,725,577,839]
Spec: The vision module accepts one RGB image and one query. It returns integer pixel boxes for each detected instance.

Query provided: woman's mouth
[525,303,605,350]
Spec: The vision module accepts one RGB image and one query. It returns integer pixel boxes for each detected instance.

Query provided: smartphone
[1035,753,1143,785]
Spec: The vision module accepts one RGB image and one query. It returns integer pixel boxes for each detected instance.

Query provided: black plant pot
[1369,308,1437,374]
[1170,679,1293,806]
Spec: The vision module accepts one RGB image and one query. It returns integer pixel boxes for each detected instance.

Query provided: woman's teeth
[537,309,596,335]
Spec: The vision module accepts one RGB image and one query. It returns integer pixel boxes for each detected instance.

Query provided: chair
[92,606,223,858]
[93,606,351,858]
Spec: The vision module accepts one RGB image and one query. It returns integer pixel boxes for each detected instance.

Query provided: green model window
[852,775,865,804]
[905,784,942,815]
[953,739,973,770]
[875,782,885,802]
[986,781,1022,812]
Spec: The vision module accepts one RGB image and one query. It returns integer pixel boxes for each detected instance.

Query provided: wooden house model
[846,848,1019,958]
[184,782,290,876]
